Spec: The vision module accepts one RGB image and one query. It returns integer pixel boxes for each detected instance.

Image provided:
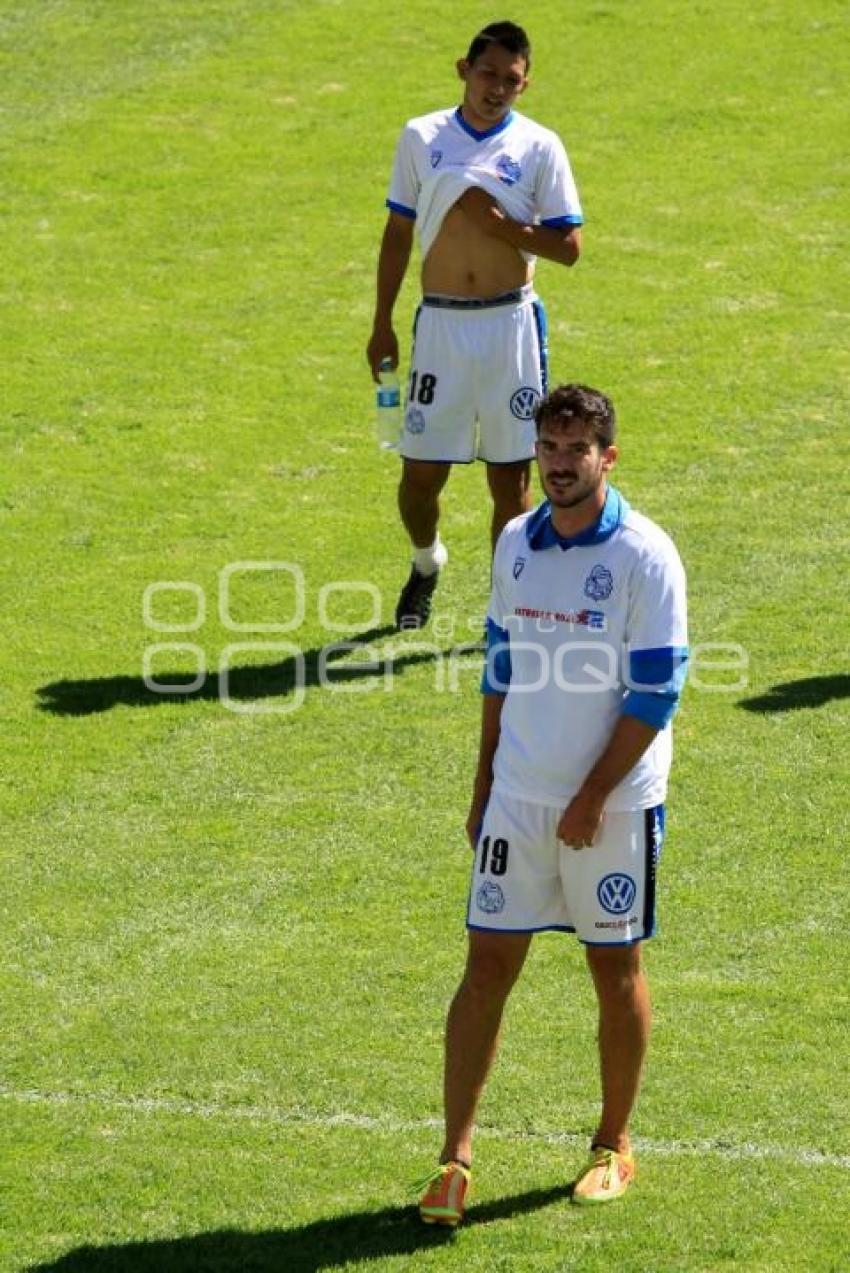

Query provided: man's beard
[544,471,601,508]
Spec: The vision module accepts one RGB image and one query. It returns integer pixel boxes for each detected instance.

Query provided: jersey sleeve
[622,539,689,727]
[535,132,583,227]
[486,528,512,630]
[386,124,420,219]
[481,529,513,695]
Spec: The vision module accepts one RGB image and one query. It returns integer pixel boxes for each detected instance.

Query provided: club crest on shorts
[406,406,426,434]
[513,556,526,579]
[496,155,522,186]
[430,149,442,168]
[476,881,505,915]
[584,563,614,601]
[597,873,636,915]
[510,386,540,420]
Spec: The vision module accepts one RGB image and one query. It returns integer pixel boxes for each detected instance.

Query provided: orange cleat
[417,1160,473,1226]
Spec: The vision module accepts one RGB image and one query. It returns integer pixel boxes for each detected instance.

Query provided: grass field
[2,0,849,1269]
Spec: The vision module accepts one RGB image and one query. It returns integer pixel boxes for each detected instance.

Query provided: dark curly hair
[535,384,616,449]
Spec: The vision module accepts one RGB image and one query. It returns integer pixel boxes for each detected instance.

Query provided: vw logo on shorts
[510,387,540,420]
[406,407,426,434]
[597,873,636,915]
[476,881,506,915]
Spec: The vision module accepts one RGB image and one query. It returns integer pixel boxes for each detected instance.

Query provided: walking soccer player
[366,21,583,630]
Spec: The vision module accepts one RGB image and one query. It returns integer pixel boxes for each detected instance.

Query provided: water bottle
[376,358,401,451]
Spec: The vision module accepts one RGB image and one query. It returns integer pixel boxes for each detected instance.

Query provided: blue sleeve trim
[622,690,679,729]
[386,199,416,219]
[480,618,512,694]
[628,646,689,691]
[622,647,689,728]
[540,215,584,228]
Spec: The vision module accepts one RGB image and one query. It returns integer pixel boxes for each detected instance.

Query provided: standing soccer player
[366,21,583,630]
[418,384,689,1224]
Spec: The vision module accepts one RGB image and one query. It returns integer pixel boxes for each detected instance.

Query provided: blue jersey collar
[454,106,515,142]
[526,485,629,551]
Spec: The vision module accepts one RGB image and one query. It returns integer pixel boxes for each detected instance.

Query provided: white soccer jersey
[486,488,688,812]
[386,107,583,259]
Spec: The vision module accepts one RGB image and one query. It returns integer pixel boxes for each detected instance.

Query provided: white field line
[2,1086,847,1171]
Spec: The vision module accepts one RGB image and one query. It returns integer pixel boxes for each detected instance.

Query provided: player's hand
[556,791,605,850]
[366,324,398,383]
[456,186,506,233]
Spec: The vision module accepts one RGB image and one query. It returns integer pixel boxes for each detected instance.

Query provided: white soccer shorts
[401,286,548,464]
[467,789,665,945]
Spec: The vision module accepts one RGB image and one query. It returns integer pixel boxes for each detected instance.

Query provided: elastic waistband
[422,283,534,311]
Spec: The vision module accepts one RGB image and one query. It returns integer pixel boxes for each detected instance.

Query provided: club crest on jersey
[430,149,443,168]
[584,564,614,601]
[496,155,522,186]
[476,881,505,915]
[513,556,526,580]
[597,873,636,915]
[406,407,426,434]
[510,386,540,420]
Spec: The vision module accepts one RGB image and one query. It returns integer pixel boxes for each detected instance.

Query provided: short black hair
[535,384,617,449]
[466,21,531,72]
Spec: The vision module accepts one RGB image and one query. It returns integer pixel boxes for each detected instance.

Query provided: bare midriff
[421,200,533,297]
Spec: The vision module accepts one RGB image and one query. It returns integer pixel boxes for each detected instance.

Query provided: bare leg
[398,458,452,549]
[584,942,651,1154]
[441,929,532,1166]
[485,460,532,551]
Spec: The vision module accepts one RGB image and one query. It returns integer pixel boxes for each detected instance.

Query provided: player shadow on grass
[737,673,850,713]
[36,625,484,716]
[28,1184,573,1272]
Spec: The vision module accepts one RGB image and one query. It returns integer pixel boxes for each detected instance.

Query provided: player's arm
[455,187,581,267]
[366,211,415,381]
[467,688,505,850]
[557,644,689,848]
[493,215,581,267]
[556,716,660,848]
[467,618,512,846]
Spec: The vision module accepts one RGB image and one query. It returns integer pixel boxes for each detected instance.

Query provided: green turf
[2,0,849,1269]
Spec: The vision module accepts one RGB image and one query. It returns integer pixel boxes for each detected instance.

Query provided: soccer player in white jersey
[365,21,584,630]
[418,384,689,1224]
